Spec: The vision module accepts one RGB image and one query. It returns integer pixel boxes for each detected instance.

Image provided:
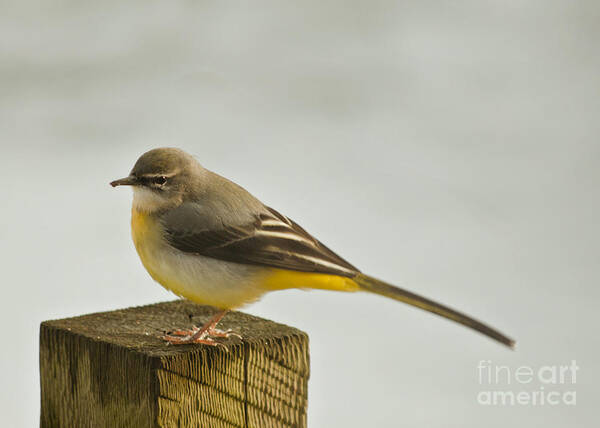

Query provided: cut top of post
[42,300,307,360]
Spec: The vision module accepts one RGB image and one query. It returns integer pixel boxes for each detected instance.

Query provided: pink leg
[162,310,241,346]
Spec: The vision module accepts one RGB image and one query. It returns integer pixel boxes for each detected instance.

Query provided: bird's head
[111,147,203,212]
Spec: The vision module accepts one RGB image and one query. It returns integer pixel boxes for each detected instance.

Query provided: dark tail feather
[353,273,515,348]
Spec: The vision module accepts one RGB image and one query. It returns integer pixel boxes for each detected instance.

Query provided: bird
[110,147,514,348]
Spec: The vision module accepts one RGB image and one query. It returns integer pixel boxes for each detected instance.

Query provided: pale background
[1,1,598,427]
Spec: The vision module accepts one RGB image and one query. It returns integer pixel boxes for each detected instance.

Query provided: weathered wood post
[39,300,309,428]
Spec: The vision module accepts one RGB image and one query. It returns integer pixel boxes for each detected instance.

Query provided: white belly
[143,245,270,309]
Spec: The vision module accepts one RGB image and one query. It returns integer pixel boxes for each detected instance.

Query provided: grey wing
[160,203,360,278]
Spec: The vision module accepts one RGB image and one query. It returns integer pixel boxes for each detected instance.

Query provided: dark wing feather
[162,205,359,278]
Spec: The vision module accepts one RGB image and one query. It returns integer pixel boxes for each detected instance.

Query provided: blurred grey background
[1,1,598,426]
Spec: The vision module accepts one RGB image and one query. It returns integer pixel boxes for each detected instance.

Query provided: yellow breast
[131,208,166,284]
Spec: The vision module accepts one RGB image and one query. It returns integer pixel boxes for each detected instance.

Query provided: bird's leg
[162,309,241,346]
[188,309,233,340]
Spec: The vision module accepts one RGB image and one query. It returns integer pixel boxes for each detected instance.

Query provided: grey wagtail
[111,147,514,348]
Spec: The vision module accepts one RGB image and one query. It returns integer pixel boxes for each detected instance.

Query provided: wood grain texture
[40,300,309,428]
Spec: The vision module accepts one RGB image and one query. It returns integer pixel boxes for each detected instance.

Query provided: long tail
[353,273,515,348]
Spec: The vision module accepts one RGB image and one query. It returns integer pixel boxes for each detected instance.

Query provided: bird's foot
[161,310,241,347]
[205,327,242,339]
[161,332,226,348]
[166,325,242,340]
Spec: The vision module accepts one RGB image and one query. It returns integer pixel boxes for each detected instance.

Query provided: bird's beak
[110,175,138,187]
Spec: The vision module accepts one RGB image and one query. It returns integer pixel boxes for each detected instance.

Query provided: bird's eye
[153,176,167,186]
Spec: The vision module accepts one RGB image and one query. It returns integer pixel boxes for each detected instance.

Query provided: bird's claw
[208,328,242,339]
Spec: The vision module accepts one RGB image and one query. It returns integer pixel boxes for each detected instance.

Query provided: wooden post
[39,300,309,428]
